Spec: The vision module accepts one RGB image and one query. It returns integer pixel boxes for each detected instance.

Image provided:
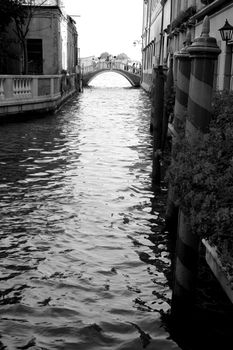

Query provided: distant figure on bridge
[105,56,111,69]
[112,56,116,69]
[124,62,129,71]
[92,58,97,69]
[138,63,142,75]
[132,63,136,73]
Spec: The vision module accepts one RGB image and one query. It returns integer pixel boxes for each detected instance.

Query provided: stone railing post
[4,78,13,99]
[0,78,5,99]
[171,16,221,320]
[50,77,54,96]
[31,77,38,98]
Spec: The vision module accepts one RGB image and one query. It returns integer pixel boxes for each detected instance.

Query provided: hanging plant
[201,0,215,5]
[170,6,196,31]
[166,91,233,246]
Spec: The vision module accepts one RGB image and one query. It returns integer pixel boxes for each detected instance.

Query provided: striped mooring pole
[171,16,221,320]
[150,67,157,132]
[173,30,192,136]
[165,32,192,232]
[186,16,221,139]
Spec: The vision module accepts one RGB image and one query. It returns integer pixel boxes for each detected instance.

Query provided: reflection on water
[0,74,180,349]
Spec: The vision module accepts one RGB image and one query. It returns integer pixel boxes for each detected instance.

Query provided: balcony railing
[0,74,76,103]
[0,74,77,117]
[13,78,32,98]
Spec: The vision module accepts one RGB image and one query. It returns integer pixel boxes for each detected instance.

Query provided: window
[27,39,43,74]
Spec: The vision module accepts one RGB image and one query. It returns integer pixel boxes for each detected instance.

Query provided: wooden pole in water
[161,57,174,153]
[151,65,165,186]
[171,16,221,320]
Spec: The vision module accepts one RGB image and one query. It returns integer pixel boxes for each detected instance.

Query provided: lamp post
[132,40,142,72]
[133,40,142,47]
[218,19,233,43]
[219,19,233,90]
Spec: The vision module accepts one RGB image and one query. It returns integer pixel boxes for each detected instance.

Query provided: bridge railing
[82,61,141,76]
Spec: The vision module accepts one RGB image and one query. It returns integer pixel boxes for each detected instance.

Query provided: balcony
[0,74,76,119]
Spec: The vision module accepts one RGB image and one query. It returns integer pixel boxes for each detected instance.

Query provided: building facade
[141,0,171,91]
[141,0,233,91]
[0,0,78,75]
[193,0,233,90]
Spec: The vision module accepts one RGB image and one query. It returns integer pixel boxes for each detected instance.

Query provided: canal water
[0,73,180,350]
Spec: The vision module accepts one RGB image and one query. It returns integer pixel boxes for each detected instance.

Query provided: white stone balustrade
[0,74,76,117]
[13,78,32,98]
[0,74,77,101]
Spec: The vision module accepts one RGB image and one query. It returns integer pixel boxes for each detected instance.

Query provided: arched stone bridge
[82,61,141,87]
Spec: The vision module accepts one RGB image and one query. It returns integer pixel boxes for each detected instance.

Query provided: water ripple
[0,75,179,350]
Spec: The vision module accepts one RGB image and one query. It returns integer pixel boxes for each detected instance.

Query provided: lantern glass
[219,19,233,42]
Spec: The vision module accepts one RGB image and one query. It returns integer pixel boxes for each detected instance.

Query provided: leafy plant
[201,0,215,5]
[99,52,111,60]
[166,91,233,247]
[0,0,49,74]
[0,0,25,32]
[170,6,196,31]
[116,53,129,60]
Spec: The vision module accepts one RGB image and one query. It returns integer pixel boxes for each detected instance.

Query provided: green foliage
[99,52,129,60]
[170,6,196,31]
[116,53,129,60]
[166,91,233,244]
[0,0,25,31]
[201,0,215,5]
[99,52,111,59]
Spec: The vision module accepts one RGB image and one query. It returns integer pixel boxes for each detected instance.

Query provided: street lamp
[133,40,142,47]
[218,19,233,43]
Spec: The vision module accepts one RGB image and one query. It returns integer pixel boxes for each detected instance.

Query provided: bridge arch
[83,69,139,87]
[82,61,141,88]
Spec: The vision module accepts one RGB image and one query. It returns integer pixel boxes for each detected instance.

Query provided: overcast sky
[63,0,143,60]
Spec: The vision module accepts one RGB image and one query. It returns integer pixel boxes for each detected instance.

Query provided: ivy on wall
[170,6,196,31]
[166,91,233,247]
[201,0,215,5]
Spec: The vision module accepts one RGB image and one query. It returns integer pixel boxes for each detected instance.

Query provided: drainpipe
[147,0,151,47]
[159,1,165,65]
